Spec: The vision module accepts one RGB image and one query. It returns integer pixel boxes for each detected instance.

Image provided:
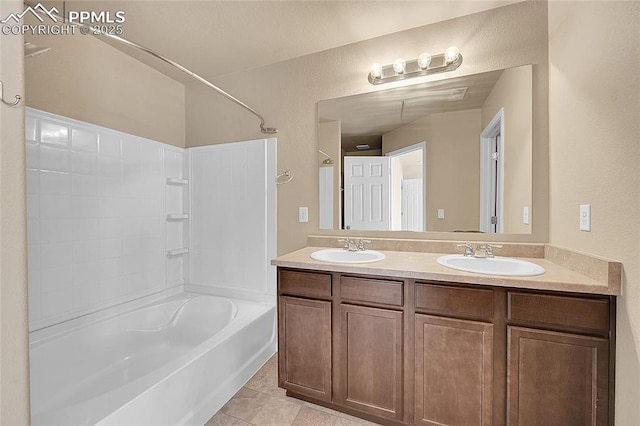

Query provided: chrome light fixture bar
[368,46,463,85]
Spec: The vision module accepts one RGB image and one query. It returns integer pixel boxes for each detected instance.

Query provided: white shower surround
[189,140,277,300]
[27,108,277,328]
[27,109,278,424]
[26,108,174,330]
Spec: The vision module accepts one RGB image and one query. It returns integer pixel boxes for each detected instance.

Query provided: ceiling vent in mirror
[356,144,371,150]
[369,46,462,85]
[448,87,468,101]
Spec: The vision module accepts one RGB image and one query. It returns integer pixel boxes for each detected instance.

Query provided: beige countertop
[272,246,621,296]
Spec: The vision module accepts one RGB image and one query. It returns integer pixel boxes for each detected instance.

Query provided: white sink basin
[437,254,545,277]
[311,248,386,264]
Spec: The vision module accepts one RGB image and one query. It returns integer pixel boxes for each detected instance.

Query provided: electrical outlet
[299,207,309,223]
[437,209,445,219]
[523,206,530,225]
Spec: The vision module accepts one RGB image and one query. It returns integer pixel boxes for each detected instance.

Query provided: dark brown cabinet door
[278,296,332,401]
[507,326,609,426]
[338,304,403,420]
[415,314,494,426]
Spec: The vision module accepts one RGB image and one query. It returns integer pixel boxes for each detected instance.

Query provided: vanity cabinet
[338,303,403,420]
[507,327,608,425]
[336,276,405,420]
[278,269,407,422]
[415,315,493,426]
[277,270,332,401]
[506,291,613,425]
[414,282,495,426]
[276,267,616,426]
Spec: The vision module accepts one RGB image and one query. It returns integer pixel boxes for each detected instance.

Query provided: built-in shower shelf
[167,213,189,220]
[166,177,189,185]
[167,248,189,257]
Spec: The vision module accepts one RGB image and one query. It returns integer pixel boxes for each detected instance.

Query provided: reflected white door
[401,178,424,232]
[489,133,500,233]
[480,108,504,233]
[343,156,391,230]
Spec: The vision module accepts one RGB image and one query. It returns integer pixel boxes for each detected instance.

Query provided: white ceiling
[65,0,520,82]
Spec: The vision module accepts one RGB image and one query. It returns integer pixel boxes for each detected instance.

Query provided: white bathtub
[29,292,276,425]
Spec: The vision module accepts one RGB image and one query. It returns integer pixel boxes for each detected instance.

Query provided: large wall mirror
[318,64,532,234]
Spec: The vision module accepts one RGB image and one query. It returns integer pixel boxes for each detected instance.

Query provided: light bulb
[417,53,431,70]
[393,58,406,74]
[370,63,383,79]
[444,46,460,65]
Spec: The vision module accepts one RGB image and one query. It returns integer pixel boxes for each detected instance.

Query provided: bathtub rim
[30,284,276,345]
[29,284,276,348]
[30,286,184,345]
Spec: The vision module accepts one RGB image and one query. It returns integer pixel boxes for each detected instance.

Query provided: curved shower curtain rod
[102,33,278,135]
[30,2,278,134]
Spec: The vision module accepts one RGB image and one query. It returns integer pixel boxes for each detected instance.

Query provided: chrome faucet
[338,238,358,251]
[474,243,503,258]
[339,238,371,252]
[457,243,474,257]
[457,243,503,258]
[357,239,371,251]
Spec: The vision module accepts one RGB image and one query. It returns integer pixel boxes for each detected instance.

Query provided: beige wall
[382,109,482,232]
[382,115,431,155]
[318,120,341,228]
[25,25,186,147]
[548,1,640,423]
[482,65,533,233]
[185,1,550,254]
[0,1,30,423]
[428,110,482,232]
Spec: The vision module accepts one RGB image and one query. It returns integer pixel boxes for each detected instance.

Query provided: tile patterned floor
[205,354,380,426]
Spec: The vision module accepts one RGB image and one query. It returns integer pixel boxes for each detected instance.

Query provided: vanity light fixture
[392,58,406,74]
[368,46,462,85]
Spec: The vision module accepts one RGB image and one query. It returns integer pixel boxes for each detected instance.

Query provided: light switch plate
[299,207,309,223]
[580,204,591,231]
[523,206,530,225]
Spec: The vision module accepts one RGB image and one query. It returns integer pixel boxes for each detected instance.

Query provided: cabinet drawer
[508,292,610,333]
[415,283,493,320]
[341,276,403,307]
[279,269,332,299]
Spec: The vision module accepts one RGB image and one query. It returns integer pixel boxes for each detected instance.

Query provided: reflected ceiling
[319,70,504,151]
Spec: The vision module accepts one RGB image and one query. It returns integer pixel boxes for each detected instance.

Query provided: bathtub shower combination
[26,109,277,425]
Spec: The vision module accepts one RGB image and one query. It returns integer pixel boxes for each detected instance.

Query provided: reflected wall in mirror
[318,64,532,234]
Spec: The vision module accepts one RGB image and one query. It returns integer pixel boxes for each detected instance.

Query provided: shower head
[24,42,50,58]
[319,149,334,165]
[260,124,278,134]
